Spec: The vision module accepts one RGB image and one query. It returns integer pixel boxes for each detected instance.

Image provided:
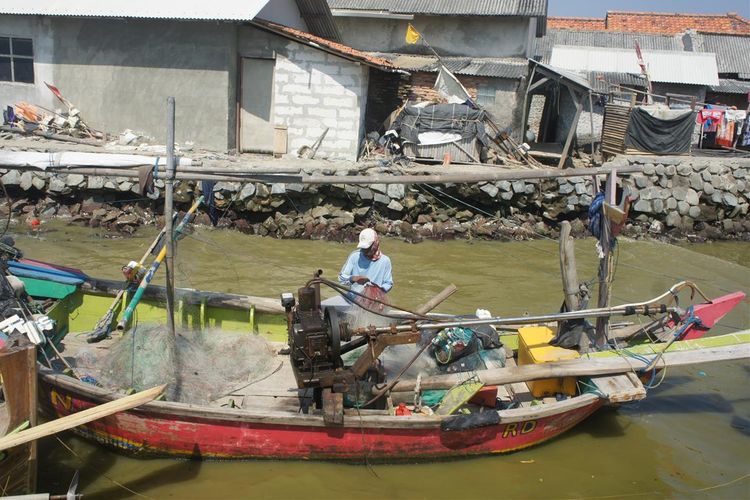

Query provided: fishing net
[74,325,277,405]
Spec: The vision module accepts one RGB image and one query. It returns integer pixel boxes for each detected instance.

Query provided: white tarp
[417,131,462,146]
[0,152,193,170]
[433,65,473,104]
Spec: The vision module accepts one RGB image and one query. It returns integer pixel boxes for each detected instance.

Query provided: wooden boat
[13,264,747,461]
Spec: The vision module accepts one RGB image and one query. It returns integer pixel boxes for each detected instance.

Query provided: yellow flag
[405,23,421,44]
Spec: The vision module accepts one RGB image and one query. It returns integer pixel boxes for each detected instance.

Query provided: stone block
[677,200,690,215]
[512,180,526,194]
[1,170,20,186]
[370,183,387,194]
[666,197,677,210]
[19,172,33,190]
[324,96,356,108]
[274,105,304,116]
[703,182,715,196]
[633,174,649,189]
[387,183,405,199]
[292,95,319,106]
[643,163,656,175]
[633,199,651,213]
[689,173,703,191]
[87,176,105,190]
[685,189,699,206]
[480,183,499,198]
[374,193,390,205]
[652,198,665,214]
[338,109,360,120]
[665,211,681,227]
[358,188,372,200]
[559,183,574,194]
[496,180,512,192]
[723,193,738,207]
[688,206,701,218]
[387,200,404,212]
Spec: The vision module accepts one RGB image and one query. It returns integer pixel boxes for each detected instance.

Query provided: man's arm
[338,252,355,285]
[379,257,393,292]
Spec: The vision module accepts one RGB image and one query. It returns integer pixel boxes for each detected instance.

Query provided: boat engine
[281,285,349,389]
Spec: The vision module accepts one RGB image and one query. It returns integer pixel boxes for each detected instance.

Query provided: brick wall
[364,69,407,133]
[273,40,368,161]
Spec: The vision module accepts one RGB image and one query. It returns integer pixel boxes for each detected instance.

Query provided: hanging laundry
[697,108,724,133]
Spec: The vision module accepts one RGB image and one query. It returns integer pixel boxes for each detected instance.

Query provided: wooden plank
[590,373,646,403]
[0,385,165,452]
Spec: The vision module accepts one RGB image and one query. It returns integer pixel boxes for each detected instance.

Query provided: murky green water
[11,222,750,499]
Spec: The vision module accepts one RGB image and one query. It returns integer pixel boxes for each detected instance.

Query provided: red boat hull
[41,378,603,460]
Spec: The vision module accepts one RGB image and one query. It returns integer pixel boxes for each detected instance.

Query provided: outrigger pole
[165,97,176,338]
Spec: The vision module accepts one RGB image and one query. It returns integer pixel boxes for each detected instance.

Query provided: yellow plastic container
[517,326,580,397]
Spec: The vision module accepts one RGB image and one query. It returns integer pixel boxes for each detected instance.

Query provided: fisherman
[339,228,393,300]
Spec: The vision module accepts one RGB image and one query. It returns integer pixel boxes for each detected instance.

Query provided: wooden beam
[0,385,166,452]
[559,221,580,311]
[415,284,458,316]
[558,95,584,169]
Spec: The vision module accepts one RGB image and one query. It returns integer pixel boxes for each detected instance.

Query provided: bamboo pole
[0,385,166,451]
[414,284,458,316]
[165,97,176,338]
[0,164,643,185]
[388,342,750,393]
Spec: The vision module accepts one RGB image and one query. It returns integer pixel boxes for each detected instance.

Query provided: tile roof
[251,20,401,71]
[544,11,750,35]
[548,17,605,31]
[327,0,548,17]
[605,11,750,35]
[373,53,529,78]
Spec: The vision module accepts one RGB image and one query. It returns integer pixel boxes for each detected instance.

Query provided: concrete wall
[48,18,236,151]
[257,0,308,31]
[239,26,368,160]
[0,16,56,111]
[334,15,532,58]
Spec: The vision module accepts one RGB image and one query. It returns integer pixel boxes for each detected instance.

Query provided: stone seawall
[0,155,748,242]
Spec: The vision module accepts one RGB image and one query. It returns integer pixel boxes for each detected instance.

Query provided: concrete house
[0,0,402,160]
[326,0,549,134]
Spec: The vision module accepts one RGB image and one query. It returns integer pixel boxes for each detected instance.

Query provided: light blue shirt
[338,250,393,295]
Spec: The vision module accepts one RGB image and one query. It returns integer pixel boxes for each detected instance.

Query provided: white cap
[357,228,377,249]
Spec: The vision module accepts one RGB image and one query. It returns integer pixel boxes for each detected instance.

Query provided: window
[476,85,496,108]
[0,37,34,83]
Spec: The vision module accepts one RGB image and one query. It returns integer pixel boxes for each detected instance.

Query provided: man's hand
[351,275,370,285]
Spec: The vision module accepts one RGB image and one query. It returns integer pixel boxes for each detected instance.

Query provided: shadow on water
[731,415,750,437]
[88,459,202,500]
[37,432,202,498]
[623,393,737,414]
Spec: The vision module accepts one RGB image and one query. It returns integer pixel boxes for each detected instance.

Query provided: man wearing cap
[338,228,393,297]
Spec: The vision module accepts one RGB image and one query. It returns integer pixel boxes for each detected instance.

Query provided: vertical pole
[588,90,596,165]
[558,221,580,312]
[165,97,176,337]
[594,170,616,345]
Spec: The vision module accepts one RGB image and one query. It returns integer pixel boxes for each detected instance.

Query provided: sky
[548,0,750,18]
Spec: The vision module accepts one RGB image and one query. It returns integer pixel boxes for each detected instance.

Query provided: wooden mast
[595,170,617,345]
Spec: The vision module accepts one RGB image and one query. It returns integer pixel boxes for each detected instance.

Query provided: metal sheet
[328,0,547,17]
[536,29,683,64]
[550,46,719,86]
[691,33,750,75]
[0,0,270,20]
[375,53,527,79]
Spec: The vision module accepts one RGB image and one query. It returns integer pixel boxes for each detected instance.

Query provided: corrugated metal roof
[295,0,341,41]
[708,78,750,94]
[373,53,528,78]
[550,45,719,86]
[535,29,683,63]
[529,59,593,91]
[0,0,271,20]
[587,72,646,93]
[689,33,750,76]
[328,0,548,17]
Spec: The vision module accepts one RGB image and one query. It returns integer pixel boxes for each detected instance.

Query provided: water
[11,222,750,499]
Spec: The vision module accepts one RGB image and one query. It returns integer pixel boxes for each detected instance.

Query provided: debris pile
[2,82,104,141]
